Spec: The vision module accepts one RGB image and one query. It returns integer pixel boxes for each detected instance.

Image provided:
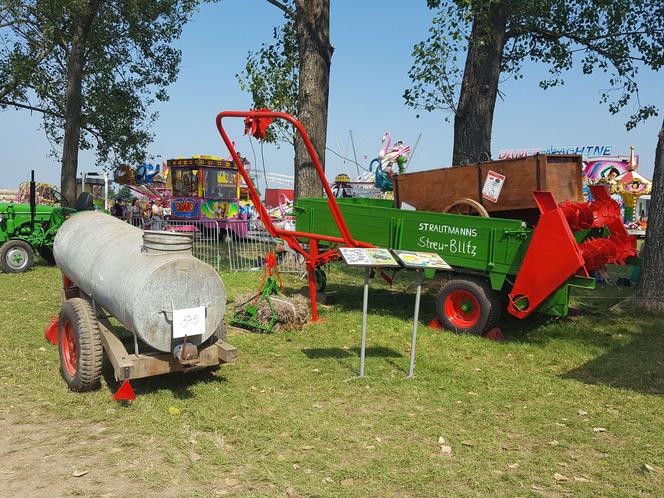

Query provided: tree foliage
[114,184,132,201]
[236,1,298,144]
[0,0,198,165]
[405,0,664,129]
[236,0,333,199]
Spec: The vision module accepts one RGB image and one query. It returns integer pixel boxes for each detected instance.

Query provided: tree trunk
[60,0,101,206]
[452,2,507,166]
[293,0,332,198]
[633,119,664,311]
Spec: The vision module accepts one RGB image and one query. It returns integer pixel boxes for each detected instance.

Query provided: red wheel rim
[444,289,480,328]
[61,319,78,376]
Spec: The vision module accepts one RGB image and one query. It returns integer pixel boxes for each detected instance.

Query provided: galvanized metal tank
[54,212,226,352]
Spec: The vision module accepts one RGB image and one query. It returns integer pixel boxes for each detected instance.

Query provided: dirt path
[0,406,205,498]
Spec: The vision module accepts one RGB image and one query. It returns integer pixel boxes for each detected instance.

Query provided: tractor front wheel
[58,298,103,392]
[0,239,34,273]
[436,277,499,335]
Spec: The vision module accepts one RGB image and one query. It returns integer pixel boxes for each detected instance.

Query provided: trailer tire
[58,298,103,392]
[314,268,327,292]
[436,277,499,335]
[0,239,34,273]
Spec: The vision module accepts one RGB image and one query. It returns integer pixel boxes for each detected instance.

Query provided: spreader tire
[436,277,499,335]
[58,298,103,392]
[37,246,56,265]
[0,239,33,273]
[314,268,327,292]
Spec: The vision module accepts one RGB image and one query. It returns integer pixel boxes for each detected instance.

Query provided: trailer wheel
[0,239,33,273]
[436,277,499,335]
[314,268,327,292]
[443,198,489,217]
[58,298,103,392]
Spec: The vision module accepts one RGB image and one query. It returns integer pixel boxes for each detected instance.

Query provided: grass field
[1,259,663,497]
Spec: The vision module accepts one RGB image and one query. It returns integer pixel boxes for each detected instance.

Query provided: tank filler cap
[142,230,193,254]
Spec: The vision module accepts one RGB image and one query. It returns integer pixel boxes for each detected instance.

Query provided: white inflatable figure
[378,132,410,176]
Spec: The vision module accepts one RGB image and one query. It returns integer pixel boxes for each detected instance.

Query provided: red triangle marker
[44,317,59,345]
[427,318,442,329]
[113,380,136,401]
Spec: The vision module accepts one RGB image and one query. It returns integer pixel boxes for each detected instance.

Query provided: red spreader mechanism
[508,186,636,319]
[113,380,136,401]
[216,110,374,321]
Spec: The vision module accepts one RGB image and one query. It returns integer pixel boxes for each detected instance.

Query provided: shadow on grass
[102,359,227,400]
[301,346,403,359]
[312,282,438,321]
[561,312,664,396]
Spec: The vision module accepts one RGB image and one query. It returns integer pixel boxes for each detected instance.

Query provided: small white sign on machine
[482,170,506,203]
[173,306,205,338]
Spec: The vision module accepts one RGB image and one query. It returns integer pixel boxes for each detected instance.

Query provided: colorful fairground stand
[167,155,253,232]
[15,181,63,206]
[113,155,256,235]
[114,162,171,208]
[583,146,652,233]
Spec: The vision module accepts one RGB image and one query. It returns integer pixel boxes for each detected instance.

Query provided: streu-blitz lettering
[418,223,477,237]
[417,236,477,257]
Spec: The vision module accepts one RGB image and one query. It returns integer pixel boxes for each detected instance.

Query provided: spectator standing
[130,199,143,227]
[152,200,164,230]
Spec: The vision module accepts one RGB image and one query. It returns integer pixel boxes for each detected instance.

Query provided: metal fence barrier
[123,217,306,274]
[225,219,306,274]
[130,218,225,272]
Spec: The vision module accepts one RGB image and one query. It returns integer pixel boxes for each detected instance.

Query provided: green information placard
[392,250,452,270]
[339,247,401,267]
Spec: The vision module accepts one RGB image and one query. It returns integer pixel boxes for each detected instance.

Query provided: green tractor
[0,172,75,273]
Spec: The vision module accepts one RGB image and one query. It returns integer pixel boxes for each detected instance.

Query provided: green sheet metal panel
[295,198,530,279]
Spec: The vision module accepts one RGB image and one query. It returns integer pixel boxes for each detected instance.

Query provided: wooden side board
[394,154,583,213]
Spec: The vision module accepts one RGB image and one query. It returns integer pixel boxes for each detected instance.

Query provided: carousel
[583,146,652,231]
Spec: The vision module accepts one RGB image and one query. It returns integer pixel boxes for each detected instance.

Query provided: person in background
[130,199,143,227]
[110,200,124,218]
[144,201,153,223]
[151,199,164,230]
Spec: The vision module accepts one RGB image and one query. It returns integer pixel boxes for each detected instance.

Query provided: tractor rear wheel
[58,298,103,392]
[436,277,499,335]
[37,246,56,265]
[0,239,33,273]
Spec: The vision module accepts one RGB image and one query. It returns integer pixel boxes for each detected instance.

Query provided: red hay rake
[216,110,373,320]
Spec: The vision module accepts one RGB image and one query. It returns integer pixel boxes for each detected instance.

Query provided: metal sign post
[338,247,401,378]
[407,269,424,378]
[392,250,452,379]
[359,266,370,378]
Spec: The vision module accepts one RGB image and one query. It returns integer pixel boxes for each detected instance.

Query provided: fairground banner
[497,145,614,160]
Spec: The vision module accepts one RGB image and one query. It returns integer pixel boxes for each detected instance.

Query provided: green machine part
[295,197,529,290]
[231,275,282,333]
[293,197,600,320]
[0,201,75,270]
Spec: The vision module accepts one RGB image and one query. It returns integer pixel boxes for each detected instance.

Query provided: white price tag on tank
[172,306,205,338]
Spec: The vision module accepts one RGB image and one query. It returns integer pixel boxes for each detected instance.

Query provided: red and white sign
[482,171,506,203]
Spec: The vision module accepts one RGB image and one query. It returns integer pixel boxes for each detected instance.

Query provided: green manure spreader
[294,187,636,335]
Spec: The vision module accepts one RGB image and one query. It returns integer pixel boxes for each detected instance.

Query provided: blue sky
[1,0,661,189]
